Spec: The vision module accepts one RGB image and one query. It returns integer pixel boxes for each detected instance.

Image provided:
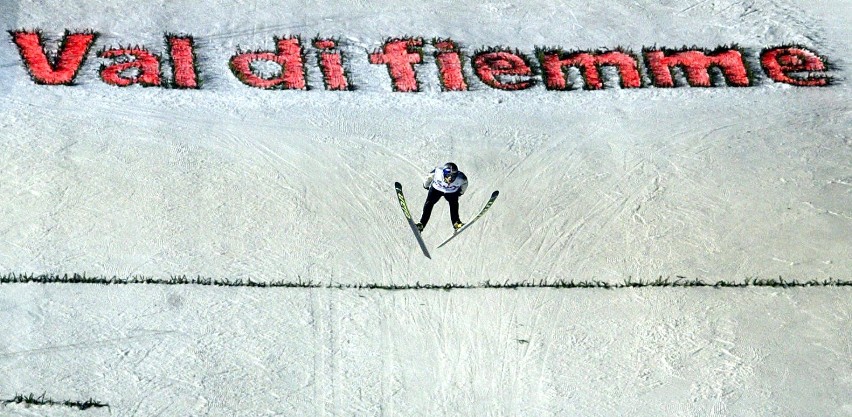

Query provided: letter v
[9,30,97,85]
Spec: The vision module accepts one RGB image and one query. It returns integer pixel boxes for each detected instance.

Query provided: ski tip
[492,190,499,197]
[395,182,402,189]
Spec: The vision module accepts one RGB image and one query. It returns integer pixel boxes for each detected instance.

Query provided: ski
[437,190,499,249]
[394,182,431,259]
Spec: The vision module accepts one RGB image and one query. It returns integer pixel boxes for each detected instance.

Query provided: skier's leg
[445,192,461,225]
[419,187,443,226]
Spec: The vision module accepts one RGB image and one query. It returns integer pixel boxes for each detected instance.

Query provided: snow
[1,0,850,416]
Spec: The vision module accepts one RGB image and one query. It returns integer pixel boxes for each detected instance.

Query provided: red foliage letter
[434,40,468,91]
[229,37,307,90]
[9,30,96,85]
[99,48,162,87]
[645,48,750,87]
[313,39,350,91]
[540,50,641,90]
[761,46,829,87]
[167,36,199,89]
[472,50,534,90]
[369,38,423,92]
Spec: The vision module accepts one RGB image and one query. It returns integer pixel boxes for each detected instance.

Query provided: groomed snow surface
[0,0,850,416]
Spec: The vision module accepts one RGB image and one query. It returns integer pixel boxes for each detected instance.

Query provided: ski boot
[416,222,425,232]
[453,221,464,232]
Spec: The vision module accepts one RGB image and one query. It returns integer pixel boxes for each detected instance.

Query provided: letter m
[539,49,642,90]
[645,47,750,87]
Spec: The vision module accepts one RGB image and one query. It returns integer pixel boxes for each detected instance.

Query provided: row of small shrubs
[1,273,848,290]
[2,393,108,410]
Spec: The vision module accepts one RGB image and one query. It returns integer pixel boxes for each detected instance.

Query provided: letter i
[313,38,350,91]
[434,39,468,91]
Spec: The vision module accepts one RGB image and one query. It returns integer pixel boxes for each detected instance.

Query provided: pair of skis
[394,182,499,259]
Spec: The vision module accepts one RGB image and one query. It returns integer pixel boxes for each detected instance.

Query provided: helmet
[442,162,458,182]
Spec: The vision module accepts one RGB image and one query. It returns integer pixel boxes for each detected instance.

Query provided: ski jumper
[419,167,468,227]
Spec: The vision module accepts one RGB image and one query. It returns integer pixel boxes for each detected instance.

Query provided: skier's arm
[459,176,468,195]
[423,168,435,189]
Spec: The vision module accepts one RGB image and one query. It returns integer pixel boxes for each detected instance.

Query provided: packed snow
[0,0,849,416]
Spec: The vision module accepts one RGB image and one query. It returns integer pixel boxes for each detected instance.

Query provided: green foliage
[0,273,848,290]
[2,393,108,410]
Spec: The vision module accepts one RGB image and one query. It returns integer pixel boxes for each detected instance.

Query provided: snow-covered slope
[0,0,849,415]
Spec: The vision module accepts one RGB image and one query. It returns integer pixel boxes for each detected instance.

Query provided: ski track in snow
[1,0,851,415]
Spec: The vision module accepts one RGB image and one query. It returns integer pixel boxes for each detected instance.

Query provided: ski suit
[419,167,468,227]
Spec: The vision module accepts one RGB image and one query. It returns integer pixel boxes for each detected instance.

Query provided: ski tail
[395,182,431,258]
[437,190,499,249]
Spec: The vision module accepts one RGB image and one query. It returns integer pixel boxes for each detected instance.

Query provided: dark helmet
[442,162,458,182]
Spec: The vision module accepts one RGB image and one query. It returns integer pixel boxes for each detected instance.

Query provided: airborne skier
[416,162,468,232]
[395,165,497,256]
